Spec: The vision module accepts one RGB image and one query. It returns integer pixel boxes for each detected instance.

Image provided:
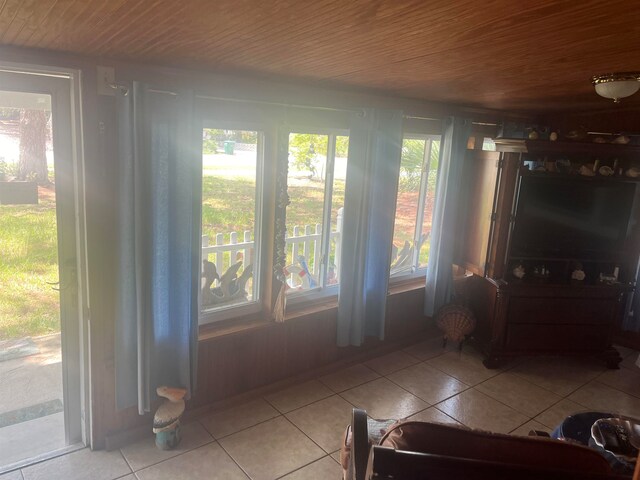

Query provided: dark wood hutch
[463,139,640,368]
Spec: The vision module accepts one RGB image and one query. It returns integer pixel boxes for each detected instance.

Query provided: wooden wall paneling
[284,309,342,374]
[189,287,432,413]
[3,2,640,111]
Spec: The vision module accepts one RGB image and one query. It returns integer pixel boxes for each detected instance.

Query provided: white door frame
[0,65,89,447]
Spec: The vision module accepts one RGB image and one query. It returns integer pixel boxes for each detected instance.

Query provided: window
[390,135,440,277]
[200,128,263,322]
[284,131,348,296]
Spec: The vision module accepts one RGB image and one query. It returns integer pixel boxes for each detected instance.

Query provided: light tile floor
[3,339,639,480]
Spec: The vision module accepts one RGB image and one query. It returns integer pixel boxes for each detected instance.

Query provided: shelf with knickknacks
[510,130,640,182]
[468,131,639,369]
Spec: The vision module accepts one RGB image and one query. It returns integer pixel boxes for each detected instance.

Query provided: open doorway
[0,70,85,470]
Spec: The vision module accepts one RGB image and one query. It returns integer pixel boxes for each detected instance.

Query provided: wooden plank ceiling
[1,0,640,112]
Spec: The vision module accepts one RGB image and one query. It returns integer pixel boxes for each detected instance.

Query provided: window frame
[284,126,349,305]
[390,133,441,282]
[198,120,267,326]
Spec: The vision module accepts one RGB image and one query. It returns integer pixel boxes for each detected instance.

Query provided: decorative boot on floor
[153,386,187,450]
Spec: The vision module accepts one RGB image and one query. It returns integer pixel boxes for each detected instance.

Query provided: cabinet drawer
[507,297,616,325]
[506,324,609,352]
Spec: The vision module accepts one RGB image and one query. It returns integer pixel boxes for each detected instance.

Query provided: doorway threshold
[0,441,84,475]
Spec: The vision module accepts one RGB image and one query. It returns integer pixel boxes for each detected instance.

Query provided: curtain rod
[109,82,179,97]
[196,94,365,116]
[110,83,497,125]
[403,114,498,126]
[109,82,364,115]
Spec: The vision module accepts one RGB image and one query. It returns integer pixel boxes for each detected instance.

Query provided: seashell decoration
[626,167,640,178]
[612,135,631,145]
[579,165,596,176]
[599,165,614,176]
[571,269,586,281]
[435,303,476,351]
[512,264,525,279]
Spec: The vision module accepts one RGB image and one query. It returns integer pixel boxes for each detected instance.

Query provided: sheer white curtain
[424,117,472,316]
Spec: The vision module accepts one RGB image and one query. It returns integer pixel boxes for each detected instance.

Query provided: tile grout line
[473,374,566,416]
[206,412,328,480]
[382,368,472,407]
[215,441,253,480]
[509,371,614,432]
[273,454,333,480]
[437,386,531,427]
[131,437,218,474]
[316,365,381,395]
[262,386,335,416]
[430,405,466,426]
[281,413,331,454]
[117,445,135,475]
[422,354,504,386]
[592,373,640,400]
[126,421,218,475]
[202,411,280,441]
[420,357,565,431]
[395,373,470,406]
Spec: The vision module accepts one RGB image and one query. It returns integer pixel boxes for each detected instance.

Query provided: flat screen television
[510,176,636,259]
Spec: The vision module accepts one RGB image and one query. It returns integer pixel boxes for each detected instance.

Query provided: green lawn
[0,190,60,340]
[202,175,345,238]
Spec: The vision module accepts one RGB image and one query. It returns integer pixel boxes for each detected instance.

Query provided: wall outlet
[97,66,115,96]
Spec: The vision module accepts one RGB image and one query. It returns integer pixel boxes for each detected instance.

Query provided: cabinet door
[486,152,521,279]
[455,150,499,276]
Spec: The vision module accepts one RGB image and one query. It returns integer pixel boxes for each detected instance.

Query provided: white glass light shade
[595,80,640,102]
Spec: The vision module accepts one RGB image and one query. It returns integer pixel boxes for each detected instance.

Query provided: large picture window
[200,128,263,322]
[390,135,440,277]
[284,131,348,296]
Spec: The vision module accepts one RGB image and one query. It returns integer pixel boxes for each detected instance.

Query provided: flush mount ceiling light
[592,72,640,103]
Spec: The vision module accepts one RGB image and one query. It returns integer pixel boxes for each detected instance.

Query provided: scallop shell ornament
[435,303,476,351]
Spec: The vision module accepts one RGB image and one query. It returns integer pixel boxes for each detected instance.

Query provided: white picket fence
[202,208,344,284]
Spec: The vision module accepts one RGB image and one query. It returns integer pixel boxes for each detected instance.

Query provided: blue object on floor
[551,411,613,444]
[552,411,637,475]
